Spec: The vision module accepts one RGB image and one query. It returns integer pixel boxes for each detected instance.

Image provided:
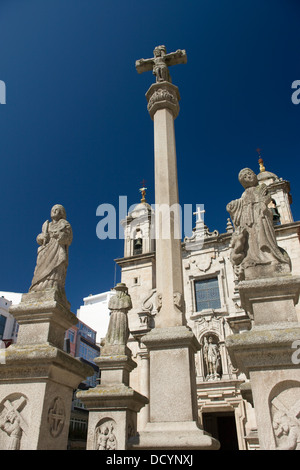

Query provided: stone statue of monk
[29,204,73,294]
[226,168,291,280]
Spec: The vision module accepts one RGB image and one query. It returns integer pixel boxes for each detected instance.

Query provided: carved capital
[146,82,180,119]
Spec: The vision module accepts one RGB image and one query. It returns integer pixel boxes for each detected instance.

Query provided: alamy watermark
[291,340,300,364]
[96,197,205,251]
[291,80,300,105]
[0,80,6,104]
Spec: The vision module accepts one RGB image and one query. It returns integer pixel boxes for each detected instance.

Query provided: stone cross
[193,206,205,223]
[136,45,187,83]
[48,397,65,438]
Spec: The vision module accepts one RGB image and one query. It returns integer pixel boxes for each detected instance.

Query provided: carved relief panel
[94,418,117,450]
[270,381,300,450]
[47,396,66,438]
[0,393,28,450]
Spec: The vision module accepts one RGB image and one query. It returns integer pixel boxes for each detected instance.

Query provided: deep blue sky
[1,0,300,312]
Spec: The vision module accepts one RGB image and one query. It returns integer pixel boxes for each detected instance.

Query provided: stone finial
[226,168,291,281]
[226,218,234,233]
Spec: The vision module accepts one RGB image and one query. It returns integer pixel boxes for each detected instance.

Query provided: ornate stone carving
[146,83,180,119]
[135,45,187,84]
[227,168,291,281]
[156,292,163,312]
[29,204,72,298]
[47,396,65,438]
[147,87,178,110]
[95,419,117,450]
[141,289,158,315]
[127,417,136,440]
[270,384,300,450]
[173,291,184,312]
[0,394,27,450]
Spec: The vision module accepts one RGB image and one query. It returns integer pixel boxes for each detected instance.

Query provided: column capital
[145,81,180,120]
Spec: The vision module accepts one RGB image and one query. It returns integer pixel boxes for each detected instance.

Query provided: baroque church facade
[115,162,300,450]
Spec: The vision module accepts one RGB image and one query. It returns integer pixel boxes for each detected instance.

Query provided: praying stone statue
[136,45,187,83]
[227,168,291,281]
[29,204,73,295]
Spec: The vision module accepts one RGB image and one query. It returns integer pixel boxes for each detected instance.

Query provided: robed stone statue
[226,168,291,281]
[29,204,73,295]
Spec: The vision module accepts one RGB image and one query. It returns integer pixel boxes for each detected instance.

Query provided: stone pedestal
[0,289,93,450]
[132,49,219,450]
[76,347,148,450]
[77,284,148,450]
[226,275,300,450]
[128,326,219,449]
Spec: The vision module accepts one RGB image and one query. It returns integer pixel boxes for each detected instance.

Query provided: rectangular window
[0,315,7,340]
[194,277,221,311]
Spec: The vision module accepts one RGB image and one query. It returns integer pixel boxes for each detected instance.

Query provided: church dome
[257,170,279,183]
[257,157,279,185]
[130,201,152,218]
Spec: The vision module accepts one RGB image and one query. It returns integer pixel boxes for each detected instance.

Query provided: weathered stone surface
[77,283,148,450]
[136,45,187,84]
[0,342,93,450]
[9,288,77,350]
[238,275,300,324]
[227,168,291,281]
[29,204,72,300]
[0,206,92,450]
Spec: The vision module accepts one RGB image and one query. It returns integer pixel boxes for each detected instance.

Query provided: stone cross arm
[135,48,187,74]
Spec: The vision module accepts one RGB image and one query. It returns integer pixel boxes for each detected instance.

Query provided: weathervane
[139,179,147,203]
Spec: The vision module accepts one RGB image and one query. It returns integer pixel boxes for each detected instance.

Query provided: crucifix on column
[136,45,187,83]
[130,45,219,450]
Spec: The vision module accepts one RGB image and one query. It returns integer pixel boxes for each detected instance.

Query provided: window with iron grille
[194,277,221,311]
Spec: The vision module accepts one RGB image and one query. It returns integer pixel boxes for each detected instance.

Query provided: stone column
[130,57,219,449]
[147,82,185,328]
[77,283,148,450]
[0,288,93,450]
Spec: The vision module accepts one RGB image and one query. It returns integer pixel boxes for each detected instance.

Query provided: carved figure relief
[173,291,184,313]
[48,396,65,438]
[270,383,300,450]
[135,45,187,84]
[0,394,28,450]
[156,292,163,312]
[95,419,117,450]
